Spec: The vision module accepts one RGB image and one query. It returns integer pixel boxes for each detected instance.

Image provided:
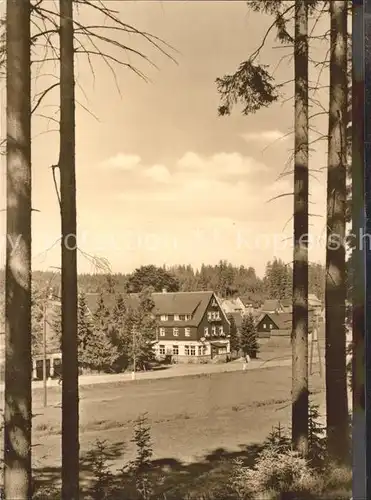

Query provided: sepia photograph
[0,1,359,499]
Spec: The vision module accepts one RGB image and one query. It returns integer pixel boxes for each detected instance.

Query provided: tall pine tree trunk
[59,0,79,497]
[291,0,309,456]
[4,1,32,497]
[351,0,365,496]
[325,0,349,465]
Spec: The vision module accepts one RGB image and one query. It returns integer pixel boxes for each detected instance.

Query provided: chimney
[162,288,167,293]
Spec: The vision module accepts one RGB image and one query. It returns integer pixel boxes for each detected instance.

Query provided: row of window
[160,314,191,321]
[158,344,207,356]
[159,326,225,337]
[159,327,190,337]
[205,326,224,336]
[207,311,221,321]
[159,309,221,323]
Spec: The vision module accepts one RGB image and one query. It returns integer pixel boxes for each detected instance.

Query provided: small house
[240,296,262,312]
[308,294,322,316]
[261,299,285,314]
[220,297,246,315]
[256,311,314,338]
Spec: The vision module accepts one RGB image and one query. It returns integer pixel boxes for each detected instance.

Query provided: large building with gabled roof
[86,290,231,363]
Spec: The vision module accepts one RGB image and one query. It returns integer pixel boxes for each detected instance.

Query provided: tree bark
[4,1,32,498]
[351,1,366,497]
[291,0,309,456]
[59,0,79,497]
[325,0,349,465]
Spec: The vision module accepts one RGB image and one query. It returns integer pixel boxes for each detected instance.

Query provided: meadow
[31,363,326,497]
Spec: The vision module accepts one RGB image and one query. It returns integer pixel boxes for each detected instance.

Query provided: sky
[0,1,331,277]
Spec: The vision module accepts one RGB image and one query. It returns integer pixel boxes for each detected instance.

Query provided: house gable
[257,313,280,333]
[84,290,231,343]
[198,293,230,341]
[257,311,315,336]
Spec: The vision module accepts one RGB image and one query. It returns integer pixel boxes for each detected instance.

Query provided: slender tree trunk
[4,1,32,498]
[291,0,309,456]
[364,4,371,496]
[325,0,349,465]
[352,1,366,496]
[59,0,79,497]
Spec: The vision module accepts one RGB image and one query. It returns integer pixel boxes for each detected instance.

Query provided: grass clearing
[29,363,326,497]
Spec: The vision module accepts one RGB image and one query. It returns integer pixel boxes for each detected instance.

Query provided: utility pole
[132,326,136,380]
[43,300,47,408]
[41,271,60,408]
[309,315,322,379]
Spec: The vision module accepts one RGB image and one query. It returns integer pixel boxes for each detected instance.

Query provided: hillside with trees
[0,258,325,312]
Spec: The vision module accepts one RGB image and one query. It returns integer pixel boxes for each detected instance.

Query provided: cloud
[176,151,267,180]
[100,153,141,170]
[142,164,171,183]
[115,151,271,222]
[241,130,290,143]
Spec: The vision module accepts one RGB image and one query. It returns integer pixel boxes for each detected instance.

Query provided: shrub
[32,484,60,499]
[122,413,155,500]
[129,413,153,472]
[240,314,259,358]
[226,409,328,500]
[264,423,291,452]
[322,463,352,498]
[307,404,326,470]
[228,448,321,500]
[86,439,115,500]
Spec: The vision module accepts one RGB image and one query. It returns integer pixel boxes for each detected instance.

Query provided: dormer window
[160,315,168,321]
[174,314,191,321]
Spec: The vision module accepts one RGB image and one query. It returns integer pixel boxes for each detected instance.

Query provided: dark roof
[153,291,215,327]
[258,311,315,333]
[267,312,292,330]
[255,312,265,323]
[240,295,261,307]
[152,291,213,315]
[262,300,282,312]
[85,291,217,328]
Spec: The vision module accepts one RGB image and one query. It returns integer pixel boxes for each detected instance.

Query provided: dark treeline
[0,258,325,310]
